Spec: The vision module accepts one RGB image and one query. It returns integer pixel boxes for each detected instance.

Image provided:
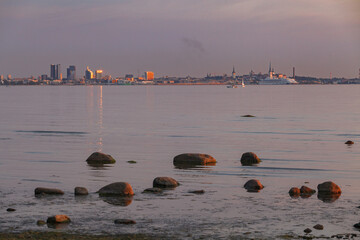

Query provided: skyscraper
[95,70,103,80]
[67,65,76,81]
[50,64,61,80]
[144,71,154,81]
[85,66,94,80]
[232,66,236,79]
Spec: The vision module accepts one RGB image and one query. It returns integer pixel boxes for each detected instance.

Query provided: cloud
[182,38,205,53]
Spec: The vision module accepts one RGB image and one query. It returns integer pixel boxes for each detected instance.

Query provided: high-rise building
[85,66,94,80]
[67,65,76,80]
[50,64,61,80]
[144,71,154,81]
[232,66,236,79]
[7,74,12,80]
[0,75,4,81]
[95,70,103,80]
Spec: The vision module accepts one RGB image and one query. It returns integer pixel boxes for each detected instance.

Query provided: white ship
[258,63,298,85]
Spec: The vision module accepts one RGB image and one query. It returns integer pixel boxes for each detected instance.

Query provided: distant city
[1,64,360,86]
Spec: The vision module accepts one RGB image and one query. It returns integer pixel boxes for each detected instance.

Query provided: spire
[232,65,235,74]
[269,62,272,74]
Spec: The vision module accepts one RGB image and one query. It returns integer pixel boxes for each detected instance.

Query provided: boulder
[289,187,300,197]
[354,222,360,229]
[47,215,71,224]
[173,153,216,166]
[74,187,88,196]
[317,181,341,194]
[244,179,264,192]
[98,182,134,196]
[240,152,261,166]
[114,219,136,225]
[142,187,163,194]
[86,152,116,164]
[345,140,354,145]
[35,187,64,195]
[153,177,179,188]
[304,228,312,234]
[300,186,316,195]
[313,224,324,230]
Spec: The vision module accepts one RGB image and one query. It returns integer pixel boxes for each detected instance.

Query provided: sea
[0,85,359,239]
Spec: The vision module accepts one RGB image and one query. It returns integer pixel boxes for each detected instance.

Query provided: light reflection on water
[0,85,359,238]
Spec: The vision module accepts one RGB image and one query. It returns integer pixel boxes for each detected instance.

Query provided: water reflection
[100,196,133,206]
[86,86,103,152]
[317,193,341,203]
[174,163,216,170]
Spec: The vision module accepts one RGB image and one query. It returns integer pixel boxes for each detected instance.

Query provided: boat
[258,63,298,85]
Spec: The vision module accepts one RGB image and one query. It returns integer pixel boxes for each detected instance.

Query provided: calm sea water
[0,85,359,238]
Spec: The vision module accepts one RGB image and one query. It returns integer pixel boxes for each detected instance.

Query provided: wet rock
[240,152,261,166]
[173,153,216,166]
[114,219,136,225]
[317,181,341,194]
[86,152,116,164]
[313,224,324,230]
[354,222,360,229]
[244,179,264,192]
[74,187,88,196]
[46,215,71,224]
[98,182,134,196]
[142,187,163,194]
[289,187,300,197]
[153,177,179,188]
[6,208,16,212]
[37,220,46,226]
[304,228,312,234]
[242,114,255,117]
[300,186,316,195]
[34,187,64,195]
[345,140,354,145]
[127,160,137,164]
[188,190,205,194]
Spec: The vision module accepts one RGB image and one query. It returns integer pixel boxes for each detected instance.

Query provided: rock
[188,190,205,194]
[289,187,300,197]
[142,187,163,194]
[304,228,312,234]
[74,187,88,196]
[240,152,261,166]
[317,181,341,194]
[300,186,316,195]
[86,152,116,164]
[242,115,255,117]
[98,182,134,196]
[46,215,71,224]
[173,153,216,166]
[114,219,136,225]
[313,224,324,230]
[6,208,16,212]
[354,222,360,229]
[153,177,179,188]
[36,220,46,226]
[127,160,137,164]
[34,187,64,195]
[345,140,354,145]
[244,179,264,192]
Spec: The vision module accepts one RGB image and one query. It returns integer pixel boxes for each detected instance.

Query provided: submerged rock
[127,160,137,164]
[35,187,64,195]
[142,187,163,194]
[313,224,324,230]
[317,181,341,194]
[36,220,46,226]
[173,153,216,166]
[153,177,179,188]
[114,219,136,225]
[188,190,205,194]
[86,152,116,164]
[242,115,255,117]
[6,208,16,212]
[98,182,134,196]
[47,215,71,224]
[74,187,88,196]
[345,140,354,145]
[289,187,300,197]
[240,152,261,166]
[304,228,312,234]
[244,179,264,192]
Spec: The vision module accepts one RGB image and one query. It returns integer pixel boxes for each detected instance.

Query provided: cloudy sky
[0,0,359,78]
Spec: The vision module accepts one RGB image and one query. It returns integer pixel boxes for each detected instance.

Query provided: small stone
[74,187,88,196]
[98,182,134,196]
[37,220,46,226]
[242,115,255,117]
[244,179,264,192]
[304,228,312,234]
[313,224,324,230]
[345,140,354,145]
[6,208,16,212]
[142,187,163,194]
[35,187,64,195]
[240,152,261,166]
[188,190,205,194]
[289,187,300,197]
[47,215,71,224]
[114,219,136,225]
[153,177,179,188]
[86,152,116,164]
[354,222,360,229]
[127,160,137,164]
[300,186,316,195]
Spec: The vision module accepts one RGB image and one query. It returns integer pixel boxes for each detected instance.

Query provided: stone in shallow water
[188,190,205,194]
[289,187,300,197]
[244,179,264,192]
[98,182,134,196]
[153,177,179,188]
[345,140,354,145]
[6,208,16,212]
[37,220,46,226]
[34,187,64,195]
[173,153,216,166]
[313,224,324,230]
[86,152,116,164]
[142,187,163,194]
[74,187,88,196]
[47,215,71,224]
[317,181,341,194]
[240,152,261,166]
[304,228,312,234]
[300,186,316,195]
[114,219,136,225]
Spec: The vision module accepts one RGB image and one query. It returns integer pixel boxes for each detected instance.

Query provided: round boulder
[74,187,88,196]
[35,187,64,195]
[244,179,264,192]
[317,181,341,194]
[300,186,316,195]
[98,182,134,196]
[86,152,116,164]
[173,153,216,166]
[47,215,71,224]
[240,152,261,166]
[153,177,179,188]
[289,187,300,197]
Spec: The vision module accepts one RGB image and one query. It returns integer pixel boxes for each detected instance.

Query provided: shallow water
[0,85,359,239]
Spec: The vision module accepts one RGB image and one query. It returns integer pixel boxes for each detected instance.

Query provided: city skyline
[0,0,359,78]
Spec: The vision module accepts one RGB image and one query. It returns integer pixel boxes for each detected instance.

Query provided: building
[0,75,4,81]
[67,65,76,81]
[50,64,61,80]
[41,74,48,81]
[144,71,154,81]
[7,74,12,80]
[85,66,94,80]
[232,66,236,80]
[95,70,103,80]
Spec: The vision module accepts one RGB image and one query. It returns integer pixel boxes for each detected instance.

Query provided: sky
[0,0,359,78]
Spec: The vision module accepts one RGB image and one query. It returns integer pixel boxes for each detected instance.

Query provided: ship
[258,63,298,85]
